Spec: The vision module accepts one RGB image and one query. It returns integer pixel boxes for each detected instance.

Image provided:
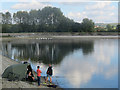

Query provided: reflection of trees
[2,40,94,64]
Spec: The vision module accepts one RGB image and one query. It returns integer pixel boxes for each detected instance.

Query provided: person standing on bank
[45,64,53,83]
[37,66,42,86]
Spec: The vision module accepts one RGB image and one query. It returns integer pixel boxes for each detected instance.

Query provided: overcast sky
[0,0,119,23]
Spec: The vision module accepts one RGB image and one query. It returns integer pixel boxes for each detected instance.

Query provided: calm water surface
[1,38,118,88]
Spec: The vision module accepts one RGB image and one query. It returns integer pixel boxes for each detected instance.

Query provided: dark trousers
[37,76,41,86]
[28,76,33,82]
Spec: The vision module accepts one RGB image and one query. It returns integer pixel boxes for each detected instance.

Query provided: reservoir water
[1,38,118,88]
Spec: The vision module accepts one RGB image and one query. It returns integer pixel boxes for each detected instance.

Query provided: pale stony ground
[0,54,51,89]
[0,52,2,90]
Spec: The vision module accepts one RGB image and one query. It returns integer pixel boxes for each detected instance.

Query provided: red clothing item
[37,69,42,76]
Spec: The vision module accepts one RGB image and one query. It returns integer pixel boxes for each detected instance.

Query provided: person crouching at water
[45,64,53,83]
[27,65,34,82]
[28,71,34,82]
[37,66,42,86]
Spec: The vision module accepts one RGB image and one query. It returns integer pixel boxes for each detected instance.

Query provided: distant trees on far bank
[95,23,119,32]
[1,6,118,33]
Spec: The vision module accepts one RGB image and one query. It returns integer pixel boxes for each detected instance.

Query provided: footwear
[43,82,47,85]
[38,85,41,88]
[49,83,52,85]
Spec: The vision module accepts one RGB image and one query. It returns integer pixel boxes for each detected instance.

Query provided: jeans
[37,76,41,86]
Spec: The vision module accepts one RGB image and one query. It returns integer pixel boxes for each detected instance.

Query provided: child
[37,66,42,86]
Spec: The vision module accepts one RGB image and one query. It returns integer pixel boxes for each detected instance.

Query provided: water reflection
[54,39,118,88]
[1,39,118,88]
[2,39,94,64]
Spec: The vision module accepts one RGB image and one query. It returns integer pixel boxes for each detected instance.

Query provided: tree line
[95,24,119,32]
[1,6,119,33]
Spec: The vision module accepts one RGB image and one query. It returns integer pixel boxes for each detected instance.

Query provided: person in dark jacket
[45,64,53,83]
[26,65,34,82]
[28,71,34,82]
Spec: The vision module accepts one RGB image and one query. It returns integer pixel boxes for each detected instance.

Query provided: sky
[0,0,119,23]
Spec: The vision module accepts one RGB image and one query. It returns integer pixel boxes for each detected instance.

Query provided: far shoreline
[1,32,119,36]
[1,35,119,40]
[0,32,119,40]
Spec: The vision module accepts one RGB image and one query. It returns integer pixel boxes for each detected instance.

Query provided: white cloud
[11,0,52,10]
[0,9,9,13]
[1,0,119,2]
[104,67,118,79]
[1,0,118,23]
[86,2,111,10]
[67,2,118,23]
[67,12,88,23]
[93,40,116,65]
[1,0,103,2]
[59,58,98,88]
[85,2,118,23]
[109,13,115,16]
[53,39,118,88]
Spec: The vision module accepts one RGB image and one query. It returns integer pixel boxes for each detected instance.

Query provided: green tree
[2,12,12,24]
[2,6,96,33]
[13,11,29,24]
[81,18,95,32]
[13,11,30,32]
[2,13,5,24]
[117,24,120,32]
[29,10,39,25]
[106,24,112,31]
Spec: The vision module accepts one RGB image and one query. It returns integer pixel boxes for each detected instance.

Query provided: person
[26,65,34,82]
[28,71,34,82]
[45,64,53,83]
[37,66,42,86]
